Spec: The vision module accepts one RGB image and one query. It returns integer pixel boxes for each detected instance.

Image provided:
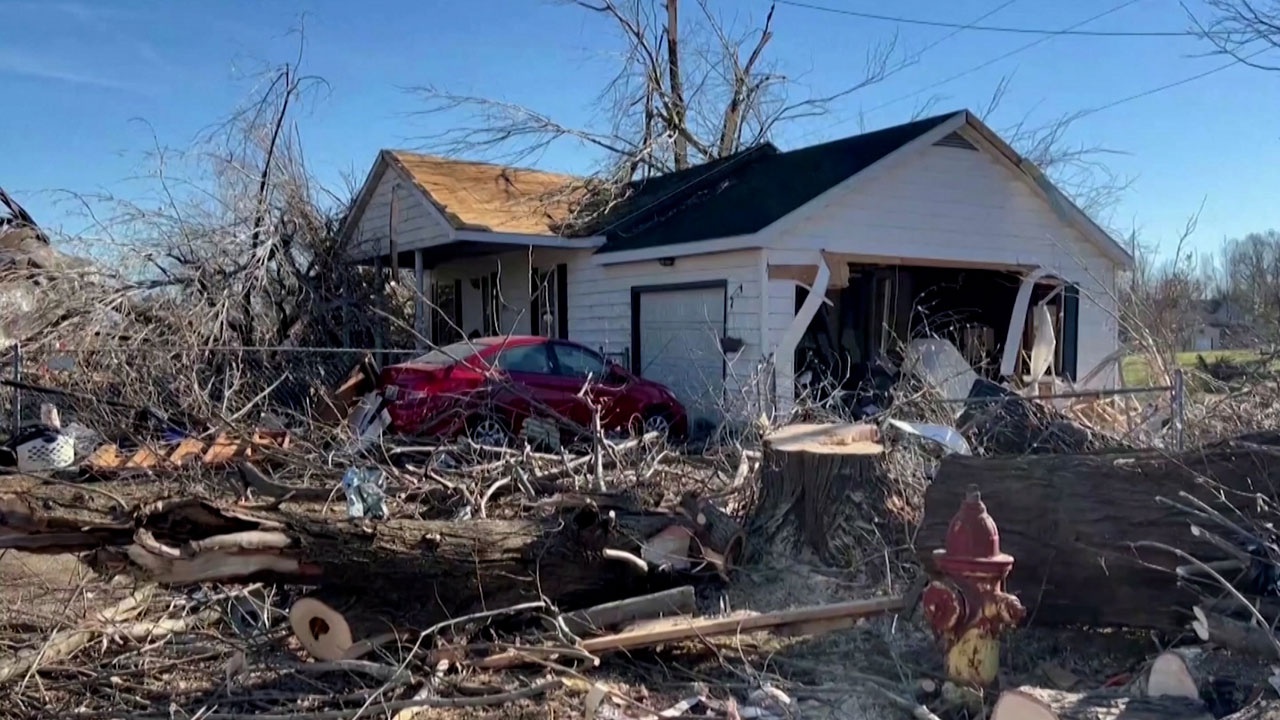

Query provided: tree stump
[749,423,887,564]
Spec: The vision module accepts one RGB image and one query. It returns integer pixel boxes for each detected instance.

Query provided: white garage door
[636,285,726,427]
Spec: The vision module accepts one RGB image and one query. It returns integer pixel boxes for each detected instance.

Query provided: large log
[918,440,1280,629]
[0,477,711,628]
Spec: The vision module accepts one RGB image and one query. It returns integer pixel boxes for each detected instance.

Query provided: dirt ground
[0,550,120,626]
[0,533,1261,719]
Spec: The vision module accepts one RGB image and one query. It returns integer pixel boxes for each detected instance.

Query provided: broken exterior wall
[759,138,1122,410]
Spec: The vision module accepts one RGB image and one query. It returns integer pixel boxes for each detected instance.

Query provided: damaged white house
[340,109,1133,428]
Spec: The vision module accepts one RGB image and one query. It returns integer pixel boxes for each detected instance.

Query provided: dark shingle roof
[590,111,961,254]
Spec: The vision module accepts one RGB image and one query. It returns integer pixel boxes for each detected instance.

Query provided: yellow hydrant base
[945,627,1000,687]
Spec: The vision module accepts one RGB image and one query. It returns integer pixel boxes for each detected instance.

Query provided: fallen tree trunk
[0,479,714,628]
[918,440,1280,629]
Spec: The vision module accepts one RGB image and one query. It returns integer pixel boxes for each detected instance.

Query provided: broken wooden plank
[562,586,697,637]
[469,595,906,669]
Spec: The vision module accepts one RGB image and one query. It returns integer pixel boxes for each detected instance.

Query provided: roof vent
[933,131,978,151]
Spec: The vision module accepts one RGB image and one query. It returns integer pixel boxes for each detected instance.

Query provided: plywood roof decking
[386,151,580,235]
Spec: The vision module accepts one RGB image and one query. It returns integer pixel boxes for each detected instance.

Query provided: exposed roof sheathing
[386,152,579,235]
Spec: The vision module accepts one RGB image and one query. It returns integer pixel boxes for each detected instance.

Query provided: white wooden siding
[348,166,451,260]
[761,142,1120,392]
[568,250,768,419]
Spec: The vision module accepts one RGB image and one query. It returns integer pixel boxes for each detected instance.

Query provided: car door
[490,343,568,447]
[547,341,628,433]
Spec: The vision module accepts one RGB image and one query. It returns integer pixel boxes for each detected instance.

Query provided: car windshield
[406,341,482,366]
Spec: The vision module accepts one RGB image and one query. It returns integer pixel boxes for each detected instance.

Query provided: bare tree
[1119,207,1212,383]
[21,42,388,426]
[411,0,904,191]
[1188,0,1280,70]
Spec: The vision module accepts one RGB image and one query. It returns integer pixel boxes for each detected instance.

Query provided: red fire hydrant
[921,485,1025,688]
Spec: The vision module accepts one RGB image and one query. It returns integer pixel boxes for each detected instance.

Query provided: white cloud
[0,48,146,93]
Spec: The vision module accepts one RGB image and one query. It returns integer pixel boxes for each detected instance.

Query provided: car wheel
[640,408,673,439]
[467,414,510,448]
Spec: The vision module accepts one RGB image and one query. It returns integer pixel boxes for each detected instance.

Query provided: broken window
[1017,281,1080,382]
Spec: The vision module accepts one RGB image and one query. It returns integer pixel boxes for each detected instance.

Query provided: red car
[379,336,688,448]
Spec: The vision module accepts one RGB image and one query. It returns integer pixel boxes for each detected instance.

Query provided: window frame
[494,342,555,375]
[549,341,607,380]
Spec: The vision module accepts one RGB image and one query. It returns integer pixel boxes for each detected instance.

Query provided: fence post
[1172,368,1185,452]
[10,342,20,435]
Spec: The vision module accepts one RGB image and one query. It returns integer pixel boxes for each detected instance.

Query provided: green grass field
[1121,349,1263,387]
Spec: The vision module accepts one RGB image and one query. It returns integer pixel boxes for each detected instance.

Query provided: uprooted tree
[12,51,389,435]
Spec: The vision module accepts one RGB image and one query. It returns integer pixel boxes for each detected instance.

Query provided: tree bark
[748,423,887,564]
[918,440,1280,629]
[1192,606,1280,659]
[991,688,1212,720]
[0,479,710,628]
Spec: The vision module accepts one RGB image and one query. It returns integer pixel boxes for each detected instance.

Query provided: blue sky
[3,0,1277,257]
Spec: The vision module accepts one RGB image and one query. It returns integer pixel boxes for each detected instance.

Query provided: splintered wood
[1064,393,1162,438]
[83,430,290,473]
[992,650,1216,720]
[455,594,908,670]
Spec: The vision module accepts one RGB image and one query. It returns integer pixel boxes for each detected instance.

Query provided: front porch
[351,242,586,359]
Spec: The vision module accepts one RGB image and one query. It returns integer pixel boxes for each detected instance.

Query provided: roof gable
[387,152,579,235]
[341,151,581,242]
[592,112,962,253]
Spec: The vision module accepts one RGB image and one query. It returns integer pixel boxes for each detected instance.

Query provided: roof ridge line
[384,150,580,180]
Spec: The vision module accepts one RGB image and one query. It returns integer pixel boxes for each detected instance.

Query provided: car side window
[495,344,553,374]
[552,343,606,379]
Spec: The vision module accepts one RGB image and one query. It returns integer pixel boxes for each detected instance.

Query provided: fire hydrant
[921,485,1025,688]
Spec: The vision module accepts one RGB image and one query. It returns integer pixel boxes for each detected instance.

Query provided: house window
[431,280,462,344]
[1019,282,1080,382]
[530,263,569,339]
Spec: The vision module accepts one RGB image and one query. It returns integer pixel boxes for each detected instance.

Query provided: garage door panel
[635,285,726,427]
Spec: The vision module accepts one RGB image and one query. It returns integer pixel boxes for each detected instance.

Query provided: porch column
[413,249,430,349]
[373,255,385,368]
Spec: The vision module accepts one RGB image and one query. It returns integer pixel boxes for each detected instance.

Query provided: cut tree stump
[990,688,1212,720]
[0,479,715,629]
[918,439,1280,629]
[749,423,887,563]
